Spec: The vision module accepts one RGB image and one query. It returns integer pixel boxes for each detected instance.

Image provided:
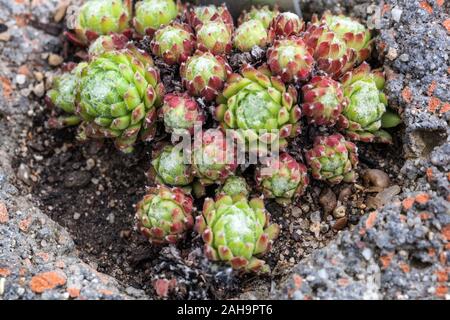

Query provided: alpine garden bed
[5,0,421,300]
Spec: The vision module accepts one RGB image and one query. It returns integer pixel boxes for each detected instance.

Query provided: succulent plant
[233,19,272,52]
[148,144,193,186]
[267,36,314,83]
[186,4,233,29]
[46,62,88,128]
[192,129,237,186]
[312,11,372,64]
[133,0,179,36]
[268,12,305,38]
[87,33,129,57]
[216,65,301,151]
[150,22,196,65]
[195,194,279,272]
[301,76,348,126]
[238,5,279,29]
[161,92,204,135]
[196,20,232,56]
[66,0,132,46]
[304,21,355,79]
[255,153,309,205]
[338,62,397,143]
[136,185,194,244]
[180,50,231,101]
[305,134,358,184]
[216,176,250,198]
[77,47,164,153]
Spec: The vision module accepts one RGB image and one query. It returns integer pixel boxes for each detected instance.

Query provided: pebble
[301,204,310,213]
[16,74,26,85]
[107,213,115,224]
[17,163,31,185]
[319,188,337,215]
[399,54,409,62]
[386,47,398,60]
[64,171,92,188]
[333,205,346,219]
[338,186,352,202]
[291,206,301,218]
[54,1,70,23]
[333,217,348,230]
[362,248,372,261]
[73,212,81,220]
[0,31,10,42]
[33,82,45,97]
[310,211,321,224]
[391,7,403,22]
[48,54,64,66]
[86,158,96,170]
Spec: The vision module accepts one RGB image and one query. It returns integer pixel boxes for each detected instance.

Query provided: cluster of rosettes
[47,1,402,274]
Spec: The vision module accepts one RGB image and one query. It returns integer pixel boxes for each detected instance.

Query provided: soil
[12,34,405,300]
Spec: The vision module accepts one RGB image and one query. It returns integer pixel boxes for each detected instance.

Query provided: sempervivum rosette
[77,47,164,153]
[305,134,358,184]
[46,62,88,128]
[268,12,305,38]
[303,20,356,79]
[195,194,279,273]
[150,22,196,65]
[192,128,237,186]
[312,11,372,64]
[301,76,348,126]
[215,64,301,151]
[136,185,194,244]
[233,19,272,52]
[216,176,250,198]
[160,92,205,135]
[196,20,233,56]
[255,153,309,205]
[238,5,280,29]
[66,0,132,46]
[133,0,179,37]
[180,50,231,101]
[87,33,129,58]
[186,4,233,29]
[267,36,315,83]
[338,62,399,143]
[148,144,194,187]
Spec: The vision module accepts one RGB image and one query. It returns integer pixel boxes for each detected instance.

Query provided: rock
[333,205,346,219]
[54,1,70,23]
[363,169,390,190]
[63,171,92,188]
[73,212,81,220]
[17,163,31,185]
[16,74,26,85]
[29,271,66,293]
[399,54,409,62]
[0,31,10,42]
[338,186,352,202]
[391,7,402,22]
[386,47,398,60]
[319,188,337,215]
[310,211,321,224]
[48,54,63,66]
[332,217,348,230]
[0,202,8,224]
[32,82,45,98]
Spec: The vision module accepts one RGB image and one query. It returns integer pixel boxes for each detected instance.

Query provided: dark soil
[13,29,405,299]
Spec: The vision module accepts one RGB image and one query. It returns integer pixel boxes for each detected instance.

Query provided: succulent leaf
[268,12,305,38]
